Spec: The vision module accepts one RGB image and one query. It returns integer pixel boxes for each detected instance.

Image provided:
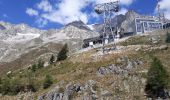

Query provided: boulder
[159,45,168,50]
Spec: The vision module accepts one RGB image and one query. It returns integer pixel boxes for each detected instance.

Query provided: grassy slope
[1,29,170,100]
[0,42,63,75]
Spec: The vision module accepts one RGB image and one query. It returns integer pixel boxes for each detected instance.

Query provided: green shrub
[145,57,169,99]
[57,44,68,61]
[166,32,170,43]
[43,75,53,89]
[1,77,11,95]
[0,71,37,95]
[0,77,21,95]
[37,59,44,68]
[9,78,21,95]
[31,64,37,72]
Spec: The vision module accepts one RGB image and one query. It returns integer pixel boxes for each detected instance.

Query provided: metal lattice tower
[94,0,120,53]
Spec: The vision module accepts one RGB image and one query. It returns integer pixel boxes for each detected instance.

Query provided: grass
[118,35,152,46]
[118,30,168,46]
[1,29,170,99]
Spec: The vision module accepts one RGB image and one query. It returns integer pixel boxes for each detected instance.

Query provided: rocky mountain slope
[0,21,99,74]
[0,29,170,100]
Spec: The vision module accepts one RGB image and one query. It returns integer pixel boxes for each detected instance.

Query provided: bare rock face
[91,14,126,34]
[121,10,140,33]
[60,24,99,40]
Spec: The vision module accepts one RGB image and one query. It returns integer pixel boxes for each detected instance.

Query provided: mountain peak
[125,10,139,18]
[65,20,91,31]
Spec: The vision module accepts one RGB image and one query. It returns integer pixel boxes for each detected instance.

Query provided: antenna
[157,0,161,21]
[157,0,165,22]
[94,0,120,53]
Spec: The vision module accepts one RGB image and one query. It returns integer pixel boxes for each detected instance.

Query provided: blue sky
[0,0,169,30]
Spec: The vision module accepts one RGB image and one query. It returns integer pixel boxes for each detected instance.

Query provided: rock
[151,37,159,44]
[53,93,63,100]
[126,60,133,69]
[38,86,61,100]
[98,67,110,75]
[117,58,122,63]
[7,71,12,75]
[91,93,98,99]
[74,83,81,92]
[17,92,34,100]
[88,80,96,86]
[101,90,112,97]
[81,95,92,100]
[63,83,75,100]
[37,96,44,100]
[159,45,168,50]
[98,64,129,76]
[141,78,146,84]
[135,47,141,51]
[44,62,49,67]
[123,80,130,92]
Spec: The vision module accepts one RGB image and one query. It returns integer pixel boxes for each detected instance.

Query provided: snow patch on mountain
[5,33,41,42]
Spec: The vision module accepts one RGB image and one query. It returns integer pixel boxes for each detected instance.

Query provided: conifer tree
[145,57,169,98]
[57,44,68,61]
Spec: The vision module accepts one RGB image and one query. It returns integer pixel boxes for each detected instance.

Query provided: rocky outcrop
[121,10,140,33]
[98,64,128,76]
[38,80,115,100]
[98,57,143,76]
[38,80,95,100]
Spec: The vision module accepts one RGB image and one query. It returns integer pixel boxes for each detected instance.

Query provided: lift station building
[135,17,163,34]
